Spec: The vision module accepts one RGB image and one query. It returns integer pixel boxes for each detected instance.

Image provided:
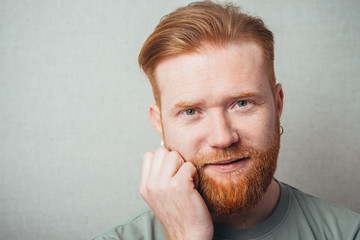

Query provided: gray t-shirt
[94,182,360,240]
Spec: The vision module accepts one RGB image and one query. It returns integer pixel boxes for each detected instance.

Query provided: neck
[211,179,280,229]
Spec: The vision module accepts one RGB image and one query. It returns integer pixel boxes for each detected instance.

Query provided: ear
[274,83,284,118]
[149,103,163,137]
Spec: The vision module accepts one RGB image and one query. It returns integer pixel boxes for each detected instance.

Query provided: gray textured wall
[0,0,359,239]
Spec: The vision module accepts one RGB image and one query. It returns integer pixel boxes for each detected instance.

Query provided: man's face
[150,41,283,215]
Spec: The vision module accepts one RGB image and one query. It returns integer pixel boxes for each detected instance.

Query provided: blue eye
[236,100,248,107]
[184,109,196,115]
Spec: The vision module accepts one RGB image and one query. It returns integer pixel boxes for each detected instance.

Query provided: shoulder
[93,209,166,240]
[284,182,360,219]
[281,182,360,239]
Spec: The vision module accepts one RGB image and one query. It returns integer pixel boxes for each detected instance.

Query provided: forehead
[155,42,269,107]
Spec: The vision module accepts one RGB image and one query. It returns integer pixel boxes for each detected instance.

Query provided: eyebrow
[174,91,261,109]
[175,101,203,108]
[229,91,262,100]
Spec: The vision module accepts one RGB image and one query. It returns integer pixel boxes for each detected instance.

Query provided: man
[95,1,360,239]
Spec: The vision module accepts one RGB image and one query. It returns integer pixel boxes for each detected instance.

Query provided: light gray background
[1,0,359,239]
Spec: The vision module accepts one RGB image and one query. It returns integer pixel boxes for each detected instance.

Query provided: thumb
[176,162,200,189]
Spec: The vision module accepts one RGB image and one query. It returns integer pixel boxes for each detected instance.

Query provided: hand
[140,147,213,240]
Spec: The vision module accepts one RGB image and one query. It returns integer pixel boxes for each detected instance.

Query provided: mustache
[189,125,281,170]
[190,145,259,169]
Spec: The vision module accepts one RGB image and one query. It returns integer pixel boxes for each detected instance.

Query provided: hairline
[153,39,275,109]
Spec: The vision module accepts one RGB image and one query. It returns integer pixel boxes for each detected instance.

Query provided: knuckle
[145,182,168,197]
[145,182,158,194]
[145,182,153,192]
[168,150,180,158]
[184,161,196,171]
[139,184,152,201]
[168,151,184,164]
[183,161,194,168]
[169,180,180,189]
[155,147,168,155]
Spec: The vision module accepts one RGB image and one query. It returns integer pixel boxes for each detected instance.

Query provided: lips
[202,157,251,173]
[205,157,249,166]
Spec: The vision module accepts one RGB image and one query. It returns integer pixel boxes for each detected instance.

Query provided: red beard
[192,124,280,216]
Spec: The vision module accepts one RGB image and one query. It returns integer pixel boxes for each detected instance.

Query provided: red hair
[138,1,275,105]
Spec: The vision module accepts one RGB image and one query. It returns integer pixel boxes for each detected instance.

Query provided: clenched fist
[139,147,213,240]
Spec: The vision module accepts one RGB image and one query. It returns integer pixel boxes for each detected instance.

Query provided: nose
[206,111,239,149]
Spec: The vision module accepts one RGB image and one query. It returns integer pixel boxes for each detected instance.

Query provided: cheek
[237,111,277,147]
[163,123,204,159]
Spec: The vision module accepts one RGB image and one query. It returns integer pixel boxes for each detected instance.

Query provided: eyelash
[179,100,253,119]
[184,109,197,115]
[177,108,202,121]
[181,108,200,117]
[234,100,250,108]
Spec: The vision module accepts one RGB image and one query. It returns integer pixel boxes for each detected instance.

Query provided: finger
[159,151,185,179]
[174,162,198,189]
[148,147,169,181]
[140,152,154,190]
